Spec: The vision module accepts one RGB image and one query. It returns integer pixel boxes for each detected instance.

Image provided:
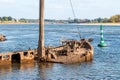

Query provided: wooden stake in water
[38,0,45,61]
[98,25,107,47]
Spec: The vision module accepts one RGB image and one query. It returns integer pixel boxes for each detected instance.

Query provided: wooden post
[38,0,45,61]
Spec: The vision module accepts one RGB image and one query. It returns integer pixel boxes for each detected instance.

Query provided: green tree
[19,18,27,23]
[110,15,116,23]
[96,18,102,23]
[74,18,79,23]
[8,16,12,21]
[13,18,17,22]
[110,14,120,23]
[102,18,111,23]
[0,17,2,21]
[2,16,9,21]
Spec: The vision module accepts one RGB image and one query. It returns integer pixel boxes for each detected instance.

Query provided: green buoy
[98,25,107,47]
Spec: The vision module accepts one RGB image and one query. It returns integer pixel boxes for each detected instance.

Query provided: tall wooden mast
[38,0,45,61]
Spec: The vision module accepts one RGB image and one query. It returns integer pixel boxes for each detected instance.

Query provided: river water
[0,24,120,80]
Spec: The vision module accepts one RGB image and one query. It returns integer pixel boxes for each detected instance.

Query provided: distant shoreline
[0,22,37,25]
[72,23,120,26]
[0,22,120,26]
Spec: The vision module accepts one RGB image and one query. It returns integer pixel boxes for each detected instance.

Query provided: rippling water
[0,24,120,80]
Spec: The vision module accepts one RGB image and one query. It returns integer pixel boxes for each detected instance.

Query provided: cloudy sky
[0,0,120,19]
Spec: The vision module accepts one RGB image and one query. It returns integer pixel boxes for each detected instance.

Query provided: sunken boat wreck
[0,38,93,65]
[39,38,94,64]
[0,0,94,65]
[0,38,94,65]
[37,0,94,64]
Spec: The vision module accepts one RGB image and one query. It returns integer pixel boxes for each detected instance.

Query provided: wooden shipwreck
[0,49,37,65]
[44,39,94,64]
[37,0,94,64]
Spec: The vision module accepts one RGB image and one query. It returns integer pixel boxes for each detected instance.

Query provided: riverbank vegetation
[68,14,120,23]
[0,16,38,24]
[0,14,120,24]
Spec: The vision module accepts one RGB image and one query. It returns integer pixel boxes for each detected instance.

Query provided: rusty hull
[45,39,94,64]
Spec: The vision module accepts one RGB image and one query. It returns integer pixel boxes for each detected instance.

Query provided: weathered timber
[38,0,45,62]
[0,34,6,41]
[44,38,94,64]
[0,38,93,65]
[0,49,37,65]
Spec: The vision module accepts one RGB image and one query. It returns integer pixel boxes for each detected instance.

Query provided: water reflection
[0,63,36,80]
[0,62,55,80]
[0,63,35,73]
[37,63,54,80]
[13,63,36,70]
[0,65,12,76]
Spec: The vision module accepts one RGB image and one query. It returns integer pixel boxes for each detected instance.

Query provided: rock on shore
[0,34,6,41]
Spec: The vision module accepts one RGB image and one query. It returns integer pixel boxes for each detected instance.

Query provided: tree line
[0,16,27,23]
[0,16,15,21]
[0,14,120,23]
[68,14,120,23]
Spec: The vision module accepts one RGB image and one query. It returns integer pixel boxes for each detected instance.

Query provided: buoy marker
[98,25,107,47]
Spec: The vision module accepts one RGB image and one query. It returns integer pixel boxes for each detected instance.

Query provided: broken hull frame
[44,38,94,64]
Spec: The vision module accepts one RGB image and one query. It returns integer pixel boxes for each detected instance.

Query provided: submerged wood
[0,34,6,41]
[42,38,94,64]
[0,49,37,65]
[0,38,93,65]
